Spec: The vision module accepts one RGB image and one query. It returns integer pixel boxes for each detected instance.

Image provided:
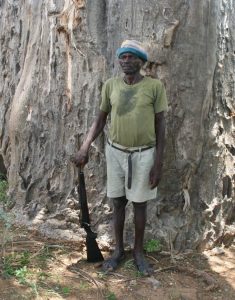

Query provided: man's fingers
[150,177,160,189]
[149,168,154,184]
[73,151,89,167]
[150,177,161,189]
[150,182,158,189]
[149,166,162,189]
[77,158,88,167]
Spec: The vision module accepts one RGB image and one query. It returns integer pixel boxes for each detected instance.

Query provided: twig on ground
[7,240,43,244]
[154,266,176,273]
[106,272,126,278]
[145,255,159,265]
[68,264,105,298]
[108,278,137,283]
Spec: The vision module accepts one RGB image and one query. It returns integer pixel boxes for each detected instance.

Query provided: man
[74,40,168,275]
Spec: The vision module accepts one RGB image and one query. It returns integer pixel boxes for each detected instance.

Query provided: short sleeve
[100,80,111,113]
[154,81,168,113]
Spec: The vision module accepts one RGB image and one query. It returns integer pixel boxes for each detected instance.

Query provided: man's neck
[123,73,143,85]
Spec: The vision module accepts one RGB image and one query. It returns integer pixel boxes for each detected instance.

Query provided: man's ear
[140,59,147,68]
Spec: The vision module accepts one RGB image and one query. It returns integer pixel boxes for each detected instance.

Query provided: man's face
[119,53,144,75]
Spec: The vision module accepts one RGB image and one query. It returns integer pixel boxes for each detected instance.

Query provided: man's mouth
[121,64,132,69]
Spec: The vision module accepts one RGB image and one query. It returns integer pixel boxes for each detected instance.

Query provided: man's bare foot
[102,251,125,272]
[133,253,153,276]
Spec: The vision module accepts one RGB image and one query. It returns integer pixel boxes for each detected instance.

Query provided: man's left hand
[149,164,162,189]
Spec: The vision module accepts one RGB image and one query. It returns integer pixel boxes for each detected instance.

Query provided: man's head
[116,40,148,62]
[116,40,148,75]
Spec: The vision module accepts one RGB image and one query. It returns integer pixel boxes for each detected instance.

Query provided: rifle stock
[78,169,104,262]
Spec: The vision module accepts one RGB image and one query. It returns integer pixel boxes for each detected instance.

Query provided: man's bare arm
[149,111,166,188]
[154,111,166,168]
[74,110,108,166]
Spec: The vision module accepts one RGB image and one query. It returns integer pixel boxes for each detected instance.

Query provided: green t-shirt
[100,76,168,147]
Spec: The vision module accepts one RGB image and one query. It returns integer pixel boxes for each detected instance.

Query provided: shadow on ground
[0,220,234,300]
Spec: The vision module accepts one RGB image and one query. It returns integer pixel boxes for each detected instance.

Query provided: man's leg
[133,201,152,275]
[102,196,128,271]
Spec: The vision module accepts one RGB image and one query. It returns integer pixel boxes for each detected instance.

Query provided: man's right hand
[73,148,89,167]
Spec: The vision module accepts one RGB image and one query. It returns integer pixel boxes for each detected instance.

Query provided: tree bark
[0,0,234,250]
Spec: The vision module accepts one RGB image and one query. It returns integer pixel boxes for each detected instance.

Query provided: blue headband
[116,47,148,62]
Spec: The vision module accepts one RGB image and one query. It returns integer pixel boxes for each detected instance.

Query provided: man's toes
[102,258,118,272]
[102,253,126,272]
[134,257,153,276]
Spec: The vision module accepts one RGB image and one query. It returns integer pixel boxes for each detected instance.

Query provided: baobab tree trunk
[0,0,234,250]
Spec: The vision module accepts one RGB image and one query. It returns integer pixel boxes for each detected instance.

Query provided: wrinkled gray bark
[0,0,234,250]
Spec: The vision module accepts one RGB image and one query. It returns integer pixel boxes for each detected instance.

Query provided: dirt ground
[0,221,234,300]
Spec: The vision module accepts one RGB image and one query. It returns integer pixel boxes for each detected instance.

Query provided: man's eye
[120,56,135,60]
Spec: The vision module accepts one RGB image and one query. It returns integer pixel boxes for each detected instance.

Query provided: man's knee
[111,196,128,210]
[132,201,147,209]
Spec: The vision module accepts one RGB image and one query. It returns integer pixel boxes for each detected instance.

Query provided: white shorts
[105,142,157,203]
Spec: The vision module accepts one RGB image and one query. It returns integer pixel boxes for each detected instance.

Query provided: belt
[107,140,154,189]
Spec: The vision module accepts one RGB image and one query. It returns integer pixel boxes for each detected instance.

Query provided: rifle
[78,168,104,262]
